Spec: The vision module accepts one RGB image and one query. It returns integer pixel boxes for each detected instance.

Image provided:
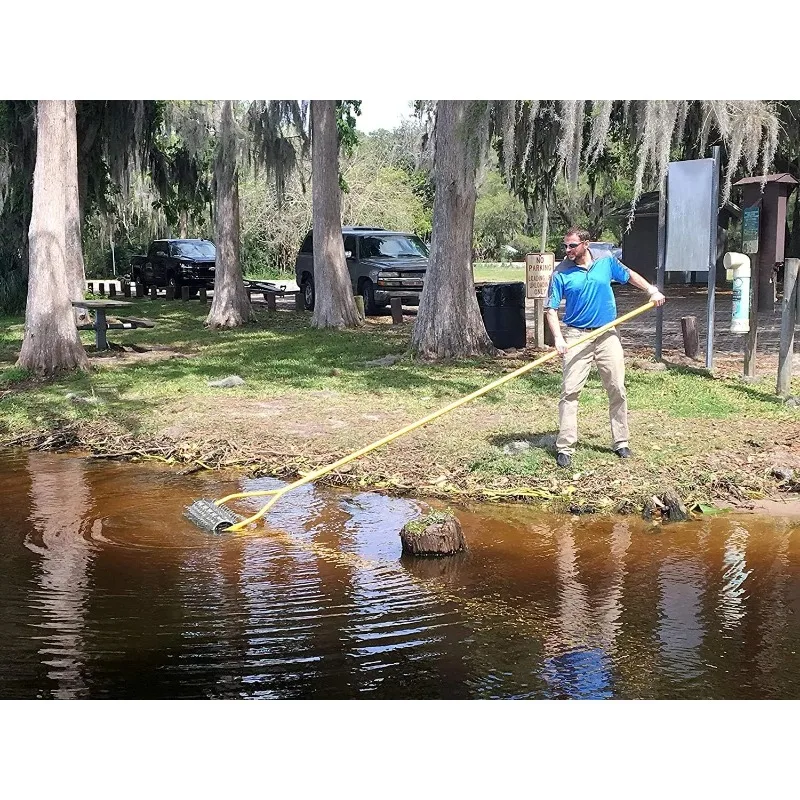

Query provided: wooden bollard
[150,286,157,300]
[109,283,117,297]
[122,282,131,298]
[777,257,799,397]
[165,286,175,301]
[294,292,305,312]
[98,282,105,295]
[390,297,403,324]
[135,283,145,298]
[681,315,699,359]
[199,287,208,304]
[181,285,190,301]
[87,282,94,293]
[354,295,365,319]
[266,293,276,311]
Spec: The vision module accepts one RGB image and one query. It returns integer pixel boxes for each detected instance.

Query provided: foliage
[336,101,362,191]
[473,171,526,260]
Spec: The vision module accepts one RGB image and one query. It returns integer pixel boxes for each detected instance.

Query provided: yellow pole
[224,301,656,531]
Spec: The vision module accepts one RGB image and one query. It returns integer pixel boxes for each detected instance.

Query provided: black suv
[130,239,216,289]
[295,227,429,314]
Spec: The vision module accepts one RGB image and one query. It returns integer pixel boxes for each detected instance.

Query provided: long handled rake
[184,301,656,533]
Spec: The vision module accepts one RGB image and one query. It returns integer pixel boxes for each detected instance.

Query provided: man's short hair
[565,227,591,242]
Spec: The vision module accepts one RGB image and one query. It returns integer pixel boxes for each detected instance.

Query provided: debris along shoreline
[4,410,800,520]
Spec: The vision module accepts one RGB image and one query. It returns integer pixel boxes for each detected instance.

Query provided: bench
[244,280,304,311]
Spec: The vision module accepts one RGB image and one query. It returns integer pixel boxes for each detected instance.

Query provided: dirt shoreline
[5,414,800,521]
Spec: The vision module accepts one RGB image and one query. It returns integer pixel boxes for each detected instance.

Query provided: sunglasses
[563,242,581,249]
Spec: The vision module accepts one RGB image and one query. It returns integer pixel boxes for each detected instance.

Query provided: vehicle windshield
[359,235,429,259]
[171,241,216,258]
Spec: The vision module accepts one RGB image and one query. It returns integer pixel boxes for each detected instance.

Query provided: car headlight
[380,271,400,278]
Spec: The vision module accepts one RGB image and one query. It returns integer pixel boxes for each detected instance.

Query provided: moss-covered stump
[400,512,466,557]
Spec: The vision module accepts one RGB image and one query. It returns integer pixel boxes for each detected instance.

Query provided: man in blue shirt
[545,227,666,468]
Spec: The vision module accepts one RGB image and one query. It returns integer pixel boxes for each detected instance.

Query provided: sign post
[526,252,555,348]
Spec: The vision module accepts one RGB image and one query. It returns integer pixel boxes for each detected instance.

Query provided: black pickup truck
[130,239,216,289]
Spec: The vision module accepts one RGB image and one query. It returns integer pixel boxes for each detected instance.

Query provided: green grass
[473,263,526,283]
[2,298,798,514]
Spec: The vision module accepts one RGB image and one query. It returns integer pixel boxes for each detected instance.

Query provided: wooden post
[150,285,158,300]
[181,285,190,301]
[199,287,208,304]
[777,258,799,396]
[390,297,403,324]
[744,259,759,378]
[122,282,131,298]
[165,286,175,301]
[295,292,305,312]
[353,295,365,319]
[109,283,117,297]
[135,283,144,298]
[266,292,276,311]
[681,315,699,359]
[87,281,94,293]
[535,203,548,348]
[98,282,105,295]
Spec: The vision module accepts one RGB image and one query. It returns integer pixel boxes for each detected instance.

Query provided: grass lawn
[2,295,799,516]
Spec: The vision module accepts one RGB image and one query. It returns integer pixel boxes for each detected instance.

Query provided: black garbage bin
[475,281,527,349]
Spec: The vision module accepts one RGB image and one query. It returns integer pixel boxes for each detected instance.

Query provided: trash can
[475,282,527,349]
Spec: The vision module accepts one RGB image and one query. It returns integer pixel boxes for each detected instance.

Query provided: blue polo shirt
[546,254,630,328]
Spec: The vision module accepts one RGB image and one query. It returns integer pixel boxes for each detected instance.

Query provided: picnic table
[72,299,155,350]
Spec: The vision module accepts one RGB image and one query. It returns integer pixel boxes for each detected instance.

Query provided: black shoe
[556,452,572,468]
[614,447,632,459]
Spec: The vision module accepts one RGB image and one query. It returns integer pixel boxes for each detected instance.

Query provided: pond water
[1,450,799,699]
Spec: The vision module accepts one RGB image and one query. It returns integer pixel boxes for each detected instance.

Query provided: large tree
[411,101,495,359]
[17,101,89,376]
[309,100,361,329]
[206,100,252,329]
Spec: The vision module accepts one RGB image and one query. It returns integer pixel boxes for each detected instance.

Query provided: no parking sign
[525,253,555,299]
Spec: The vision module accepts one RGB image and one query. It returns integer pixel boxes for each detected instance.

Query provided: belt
[569,325,603,331]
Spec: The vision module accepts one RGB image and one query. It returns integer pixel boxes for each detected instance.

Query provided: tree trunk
[310,100,361,329]
[65,101,88,324]
[206,100,251,329]
[17,100,89,377]
[411,101,495,360]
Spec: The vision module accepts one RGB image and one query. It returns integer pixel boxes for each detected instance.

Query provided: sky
[356,100,415,133]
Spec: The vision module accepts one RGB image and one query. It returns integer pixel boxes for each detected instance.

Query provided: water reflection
[25,453,94,699]
[1,451,800,699]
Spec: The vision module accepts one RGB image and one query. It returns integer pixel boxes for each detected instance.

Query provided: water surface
[1,450,799,699]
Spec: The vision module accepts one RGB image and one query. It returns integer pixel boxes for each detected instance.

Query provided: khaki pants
[556,326,629,456]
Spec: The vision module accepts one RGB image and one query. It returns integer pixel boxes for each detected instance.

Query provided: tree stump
[400,513,467,557]
[642,489,689,523]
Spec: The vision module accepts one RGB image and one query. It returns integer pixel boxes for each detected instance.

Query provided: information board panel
[742,205,760,253]
[664,158,715,273]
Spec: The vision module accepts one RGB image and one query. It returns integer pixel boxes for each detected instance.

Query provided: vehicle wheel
[301,275,315,311]
[167,272,182,291]
[361,279,379,316]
